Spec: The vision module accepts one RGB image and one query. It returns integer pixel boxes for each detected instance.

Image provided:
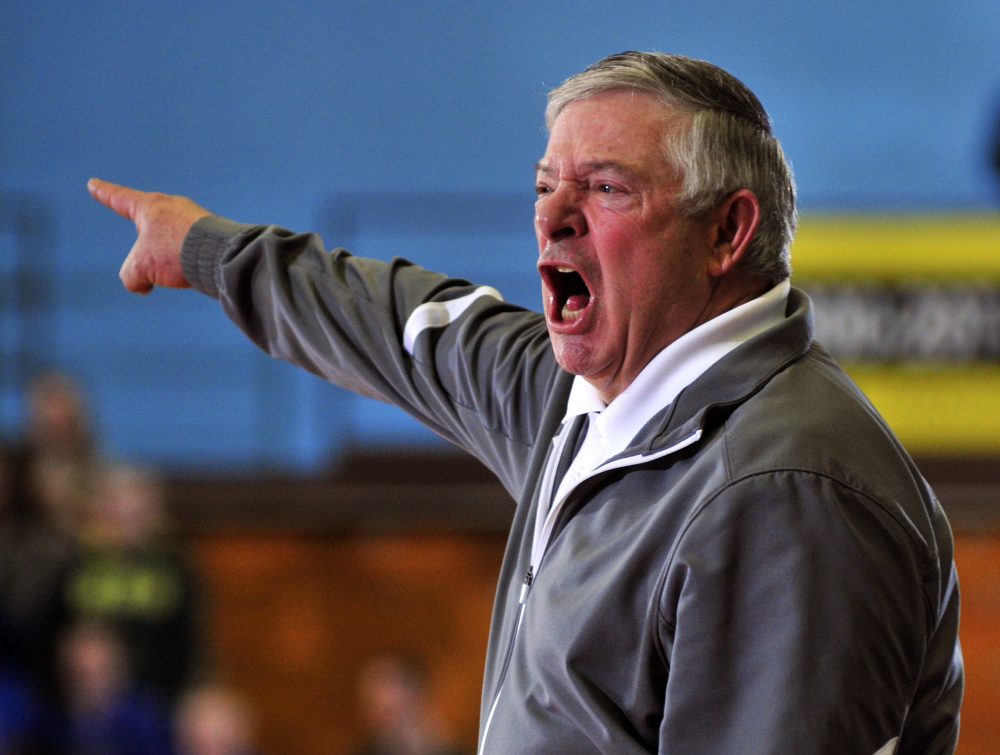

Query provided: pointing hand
[88,178,212,294]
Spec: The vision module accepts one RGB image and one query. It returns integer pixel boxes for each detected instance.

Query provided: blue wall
[2,1,999,472]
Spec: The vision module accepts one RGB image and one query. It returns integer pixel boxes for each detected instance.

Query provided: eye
[596,183,616,193]
[535,183,552,196]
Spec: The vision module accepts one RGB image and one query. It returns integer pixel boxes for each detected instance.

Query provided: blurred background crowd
[0,371,467,755]
[0,370,253,754]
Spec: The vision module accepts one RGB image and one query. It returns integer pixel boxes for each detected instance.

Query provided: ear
[706,189,760,278]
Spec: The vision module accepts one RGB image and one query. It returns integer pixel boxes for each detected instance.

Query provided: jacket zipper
[477,428,703,754]
[478,566,533,755]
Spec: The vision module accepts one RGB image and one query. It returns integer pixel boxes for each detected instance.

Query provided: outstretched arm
[88,179,555,493]
[87,178,212,293]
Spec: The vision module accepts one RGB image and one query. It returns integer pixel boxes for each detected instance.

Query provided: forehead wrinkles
[542,92,686,182]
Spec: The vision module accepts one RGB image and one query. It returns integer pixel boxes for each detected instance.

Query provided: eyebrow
[535,160,636,177]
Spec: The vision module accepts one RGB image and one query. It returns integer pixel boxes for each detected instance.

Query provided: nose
[535,185,587,243]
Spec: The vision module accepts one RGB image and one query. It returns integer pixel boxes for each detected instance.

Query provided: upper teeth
[556,266,574,273]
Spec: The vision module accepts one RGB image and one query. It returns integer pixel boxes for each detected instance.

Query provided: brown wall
[952,535,1000,755]
[190,531,1000,755]
[190,532,506,755]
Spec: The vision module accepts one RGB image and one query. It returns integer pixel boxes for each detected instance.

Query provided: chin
[551,337,598,378]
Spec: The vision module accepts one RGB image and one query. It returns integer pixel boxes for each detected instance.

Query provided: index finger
[87,178,145,222]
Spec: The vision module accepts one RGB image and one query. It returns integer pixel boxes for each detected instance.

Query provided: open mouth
[542,265,592,323]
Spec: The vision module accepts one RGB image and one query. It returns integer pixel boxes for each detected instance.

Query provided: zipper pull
[519,566,534,604]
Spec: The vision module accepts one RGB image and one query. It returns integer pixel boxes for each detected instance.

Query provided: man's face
[535,90,719,403]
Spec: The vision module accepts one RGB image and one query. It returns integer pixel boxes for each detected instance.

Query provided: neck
[688,270,770,332]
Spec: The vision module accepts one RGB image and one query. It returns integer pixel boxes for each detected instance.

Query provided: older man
[90,52,962,755]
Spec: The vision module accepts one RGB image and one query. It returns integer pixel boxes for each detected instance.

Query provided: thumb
[88,178,145,222]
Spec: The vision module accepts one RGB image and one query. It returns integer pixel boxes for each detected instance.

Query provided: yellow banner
[791,214,1000,280]
[790,214,1000,454]
[846,365,1000,455]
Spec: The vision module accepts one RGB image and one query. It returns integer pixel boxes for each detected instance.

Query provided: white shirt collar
[562,279,790,450]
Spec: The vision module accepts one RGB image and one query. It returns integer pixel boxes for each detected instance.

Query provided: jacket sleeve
[180,215,559,495]
[656,469,961,755]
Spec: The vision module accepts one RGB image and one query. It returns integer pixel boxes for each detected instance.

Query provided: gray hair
[546,51,796,285]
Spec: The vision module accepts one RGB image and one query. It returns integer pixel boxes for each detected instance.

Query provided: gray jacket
[182,216,963,755]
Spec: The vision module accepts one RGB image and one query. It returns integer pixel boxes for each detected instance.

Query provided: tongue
[565,293,590,312]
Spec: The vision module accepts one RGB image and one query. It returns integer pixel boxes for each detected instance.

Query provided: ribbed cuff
[181,215,257,299]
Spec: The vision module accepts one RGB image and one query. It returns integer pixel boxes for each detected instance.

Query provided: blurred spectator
[1,371,96,685]
[1,372,101,750]
[352,655,466,755]
[37,620,173,755]
[0,440,79,700]
[20,370,95,462]
[53,463,206,707]
[174,683,262,755]
[14,370,99,536]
